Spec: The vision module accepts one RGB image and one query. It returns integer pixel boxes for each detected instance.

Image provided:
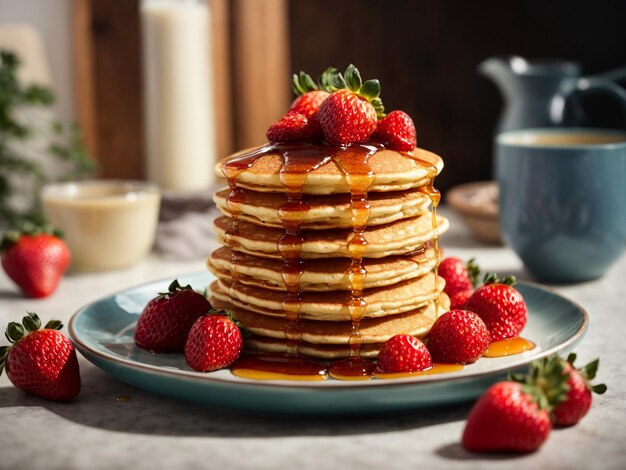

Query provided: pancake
[210,271,444,321]
[211,293,449,347]
[214,187,432,229]
[215,145,444,195]
[245,335,383,359]
[208,245,439,291]
[213,213,449,259]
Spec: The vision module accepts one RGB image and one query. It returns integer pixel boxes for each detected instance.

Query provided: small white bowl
[41,180,161,272]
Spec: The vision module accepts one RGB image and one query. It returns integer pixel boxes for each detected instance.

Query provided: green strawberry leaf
[5,322,25,343]
[360,80,381,101]
[344,64,362,92]
[291,71,318,96]
[0,345,10,375]
[22,312,41,332]
[44,319,63,330]
[319,67,338,91]
[466,258,481,288]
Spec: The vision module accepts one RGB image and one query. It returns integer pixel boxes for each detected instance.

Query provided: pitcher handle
[588,66,626,84]
[553,76,626,125]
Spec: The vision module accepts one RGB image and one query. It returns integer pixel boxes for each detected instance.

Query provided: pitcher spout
[478,55,529,99]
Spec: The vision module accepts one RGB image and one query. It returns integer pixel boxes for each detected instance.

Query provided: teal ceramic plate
[69,273,588,416]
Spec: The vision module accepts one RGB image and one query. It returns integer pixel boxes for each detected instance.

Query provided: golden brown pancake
[213,213,448,259]
[210,272,444,321]
[244,335,383,359]
[213,187,432,229]
[208,246,439,291]
[211,293,449,347]
[215,145,444,195]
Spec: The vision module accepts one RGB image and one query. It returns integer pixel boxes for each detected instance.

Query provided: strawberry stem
[0,221,63,251]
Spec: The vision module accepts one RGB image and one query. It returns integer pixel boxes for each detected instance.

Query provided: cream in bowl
[41,180,161,272]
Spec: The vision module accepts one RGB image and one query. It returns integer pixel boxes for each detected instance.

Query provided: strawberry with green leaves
[185,311,243,372]
[1,223,71,298]
[463,355,569,453]
[317,64,385,145]
[134,279,212,353]
[437,257,480,309]
[552,353,607,426]
[0,312,81,401]
[465,273,528,341]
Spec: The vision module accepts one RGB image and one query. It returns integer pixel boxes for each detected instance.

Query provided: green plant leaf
[360,79,381,100]
[43,320,63,330]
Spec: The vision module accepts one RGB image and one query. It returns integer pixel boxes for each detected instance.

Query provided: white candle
[141,0,216,192]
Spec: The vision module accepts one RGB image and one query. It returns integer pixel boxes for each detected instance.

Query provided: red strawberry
[1,224,71,298]
[462,381,552,453]
[426,310,491,364]
[371,110,417,151]
[266,112,321,143]
[290,91,329,117]
[0,312,80,401]
[449,289,473,310]
[289,67,335,117]
[377,334,432,373]
[552,354,607,426]
[437,257,480,297]
[317,65,384,145]
[465,274,528,341]
[184,313,243,372]
[135,280,211,353]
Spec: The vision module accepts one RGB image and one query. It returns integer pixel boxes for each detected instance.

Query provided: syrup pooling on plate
[483,337,536,358]
[231,352,328,381]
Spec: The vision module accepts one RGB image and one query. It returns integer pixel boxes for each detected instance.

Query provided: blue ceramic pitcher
[479,55,626,132]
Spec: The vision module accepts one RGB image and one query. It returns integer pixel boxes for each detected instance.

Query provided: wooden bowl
[446,180,502,244]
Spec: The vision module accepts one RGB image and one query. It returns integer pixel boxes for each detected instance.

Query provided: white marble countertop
[0,208,624,470]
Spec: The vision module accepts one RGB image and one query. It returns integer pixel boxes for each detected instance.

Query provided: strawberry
[134,279,211,353]
[317,64,385,145]
[437,257,480,297]
[465,274,528,341]
[266,111,321,143]
[289,68,334,117]
[371,110,417,151]
[0,312,80,401]
[184,312,243,372]
[377,334,432,373]
[426,310,491,364]
[449,289,473,310]
[1,223,71,298]
[552,354,607,426]
[462,381,553,453]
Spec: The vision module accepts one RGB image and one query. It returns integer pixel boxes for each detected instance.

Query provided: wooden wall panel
[231,0,290,149]
[73,0,144,180]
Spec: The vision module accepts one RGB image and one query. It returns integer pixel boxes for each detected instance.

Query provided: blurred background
[1,0,625,194]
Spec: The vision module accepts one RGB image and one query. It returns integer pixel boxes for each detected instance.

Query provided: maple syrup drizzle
[328,356,376,380]
[230,352,328,381]
[221,145,275,284]
[482,337,536,358]
[277,146,332,354]
[332,144,379,363]
[402,151,441,316]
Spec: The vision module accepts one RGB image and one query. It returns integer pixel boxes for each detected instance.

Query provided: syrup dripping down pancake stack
[207,66,450,362]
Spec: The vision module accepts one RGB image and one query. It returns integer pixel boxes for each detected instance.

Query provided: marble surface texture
[0,208,624,470]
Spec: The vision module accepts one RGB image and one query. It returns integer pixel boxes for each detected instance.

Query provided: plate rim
[68,272,589,391]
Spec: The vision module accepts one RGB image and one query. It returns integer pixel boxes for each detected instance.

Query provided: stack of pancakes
[208,143,450,359]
